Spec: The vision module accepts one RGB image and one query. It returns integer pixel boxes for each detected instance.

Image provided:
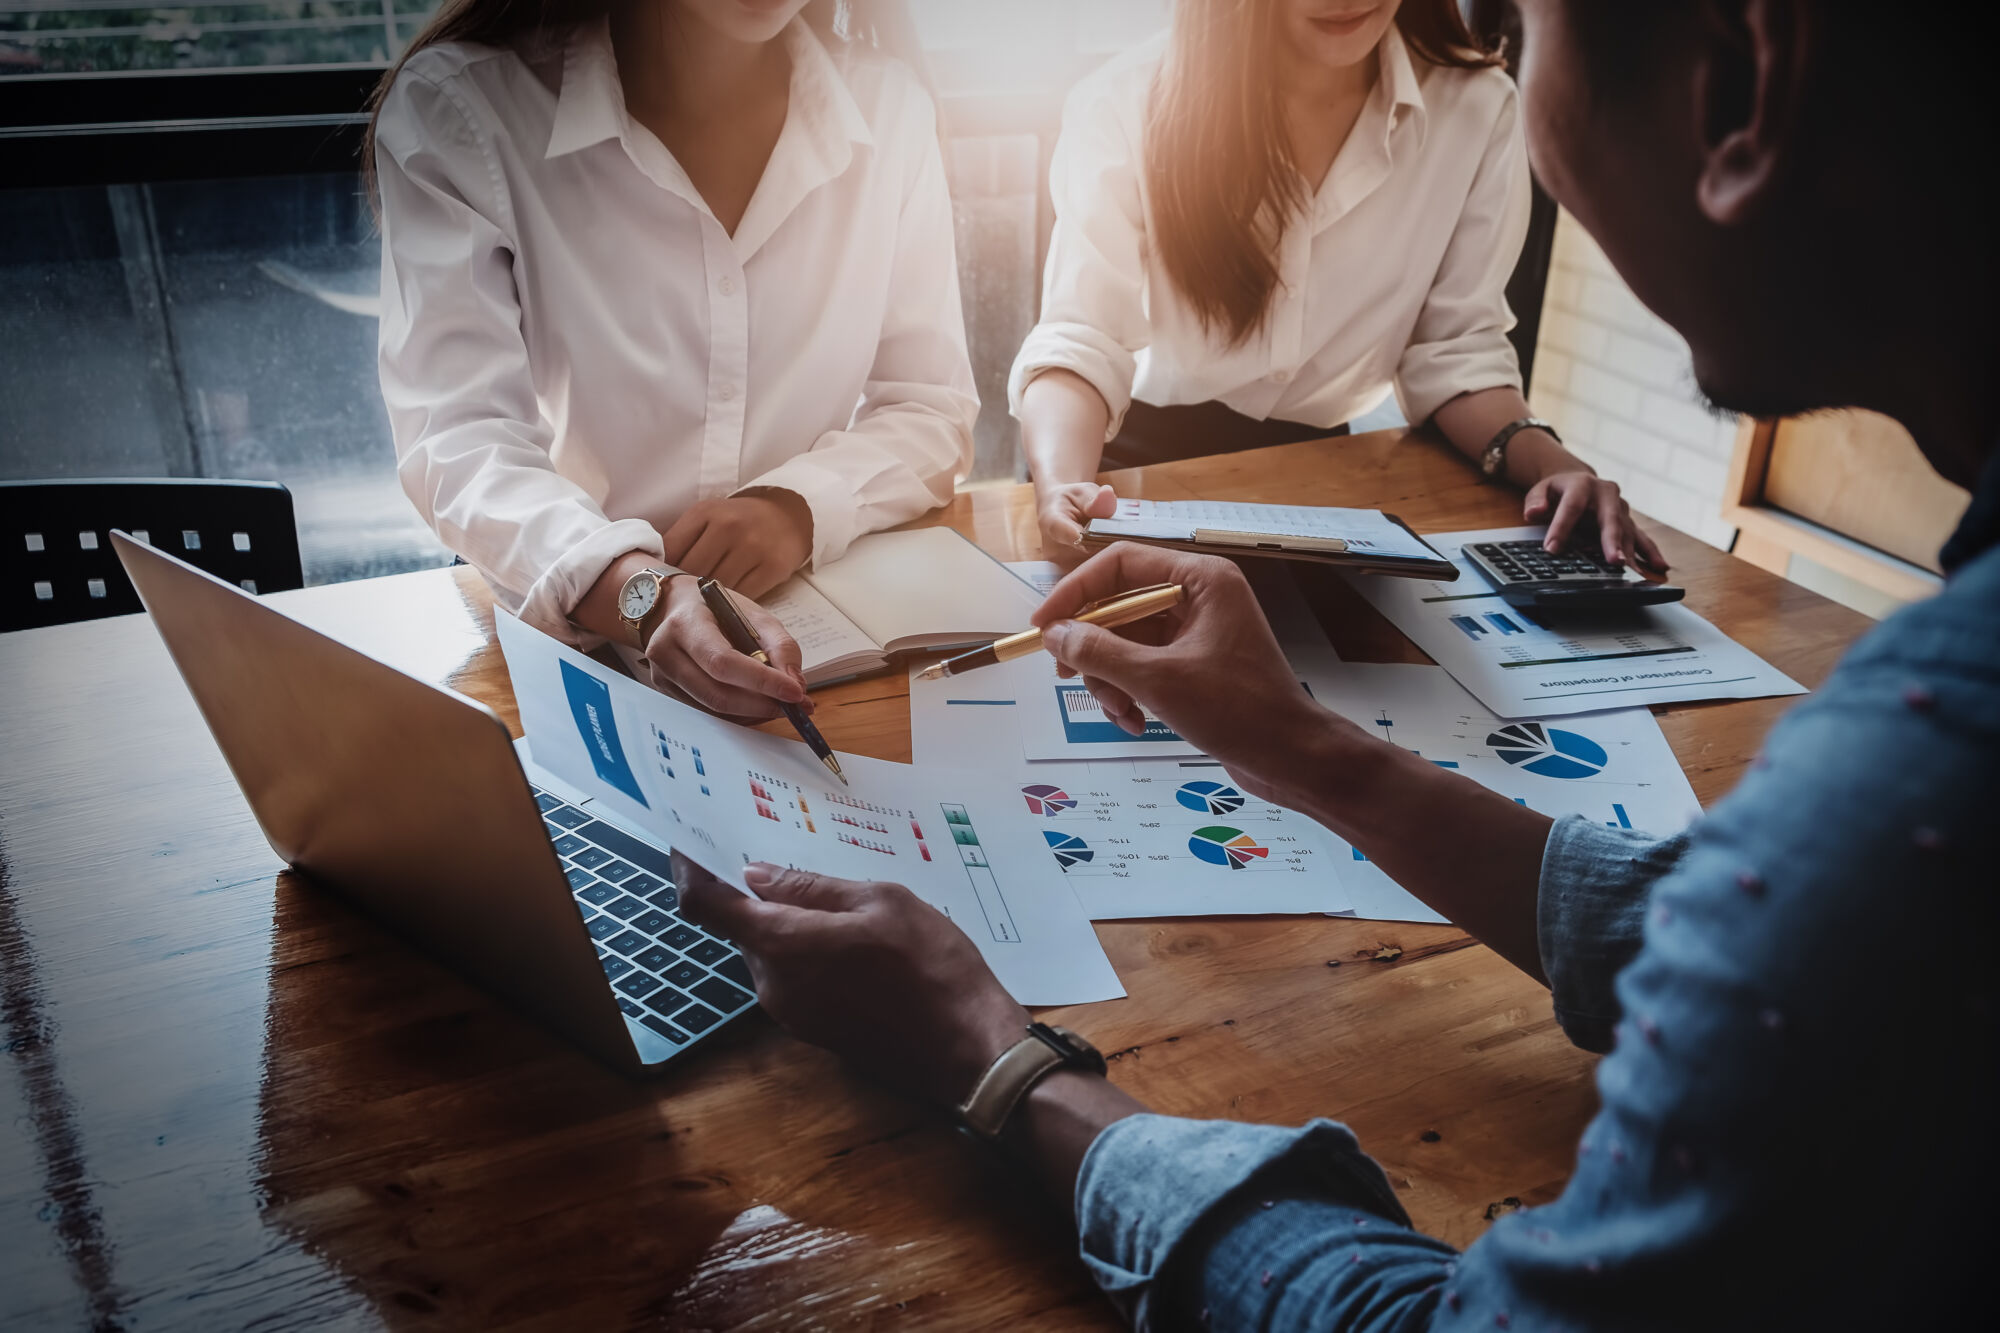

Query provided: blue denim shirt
[1075,452,2000,1331]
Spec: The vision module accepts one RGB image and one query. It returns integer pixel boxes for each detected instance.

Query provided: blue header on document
[560,659,649,807]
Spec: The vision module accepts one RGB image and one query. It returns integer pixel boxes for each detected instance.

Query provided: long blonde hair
[1145,0,1499,347]
[363,0,929,199]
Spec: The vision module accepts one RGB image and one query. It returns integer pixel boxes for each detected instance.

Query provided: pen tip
[916,663,945,681]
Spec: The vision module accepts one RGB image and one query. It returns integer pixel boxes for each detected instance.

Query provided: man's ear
[1692,0,1811,225]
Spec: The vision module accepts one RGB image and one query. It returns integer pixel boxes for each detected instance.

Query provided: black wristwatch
[1480,416,1561,481]
[956,1023,1107,1144]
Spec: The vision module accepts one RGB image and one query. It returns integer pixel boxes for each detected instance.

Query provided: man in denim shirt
[679,2,1998,1326]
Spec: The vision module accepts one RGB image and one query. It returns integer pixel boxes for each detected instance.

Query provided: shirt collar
[543,17,874,162]
[1378,22,1428,153]
[1939,443,2000,573]
[545,18,623,159]
[1309,24,1427,234]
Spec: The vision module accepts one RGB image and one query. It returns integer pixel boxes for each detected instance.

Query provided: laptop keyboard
[532,787,756,1051]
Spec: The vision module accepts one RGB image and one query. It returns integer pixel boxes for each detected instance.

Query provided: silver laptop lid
[111,531,640,1071]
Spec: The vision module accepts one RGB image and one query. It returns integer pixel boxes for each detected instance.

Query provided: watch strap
[1480,416,1561,481]
[957,1023,1106,1143]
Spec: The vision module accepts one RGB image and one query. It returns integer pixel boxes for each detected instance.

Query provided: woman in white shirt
[371,0,976,718]
[1013,0,1666,575]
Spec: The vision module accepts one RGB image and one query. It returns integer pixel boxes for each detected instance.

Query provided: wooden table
[0,430,1870,1330]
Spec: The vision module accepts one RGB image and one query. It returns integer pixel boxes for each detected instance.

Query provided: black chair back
[2,478,304,632]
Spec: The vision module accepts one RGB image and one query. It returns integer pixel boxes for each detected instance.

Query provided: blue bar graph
[1486,613,1523,635]
[1450,614,1488,640]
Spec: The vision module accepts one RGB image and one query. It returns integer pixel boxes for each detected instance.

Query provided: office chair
[2,478,304,632]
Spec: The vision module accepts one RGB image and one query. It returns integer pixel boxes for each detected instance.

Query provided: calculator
[1464,539,1685,612]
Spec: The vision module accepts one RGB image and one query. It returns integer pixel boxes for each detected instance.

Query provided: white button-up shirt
[376,18,976,639]
[1008,27,1529,438]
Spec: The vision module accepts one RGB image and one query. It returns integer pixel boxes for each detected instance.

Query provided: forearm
[1267,717,1553,981]
[1431,385,1584,489]
[1011,1068,1150,1208]
[1020,369,1115,489]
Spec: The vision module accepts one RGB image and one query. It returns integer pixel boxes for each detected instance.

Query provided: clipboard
[1081,510,1460,581]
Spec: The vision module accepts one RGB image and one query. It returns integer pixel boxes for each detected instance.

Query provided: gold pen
[915,583,1184,681]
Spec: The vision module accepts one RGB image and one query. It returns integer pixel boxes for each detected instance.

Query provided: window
[0,3,438,76]
[0,2,1211,583]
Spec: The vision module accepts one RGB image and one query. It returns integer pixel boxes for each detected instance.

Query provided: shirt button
[717,383,736,402]
[1266,371,1289,385]
[718,275,736,296]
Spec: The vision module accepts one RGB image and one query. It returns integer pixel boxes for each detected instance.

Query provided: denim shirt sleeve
[1074,546,2000,1333]
[1537,818,1693,1053]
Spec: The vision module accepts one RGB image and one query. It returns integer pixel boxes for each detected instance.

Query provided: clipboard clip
[1191,528,1350,554]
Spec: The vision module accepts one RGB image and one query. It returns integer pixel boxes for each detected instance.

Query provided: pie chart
[1487,722,1609,780]
[1021,783,1078,816]
[1043,830,1094,869]
[1176,780,1245,815]
[1188,825,1270,869]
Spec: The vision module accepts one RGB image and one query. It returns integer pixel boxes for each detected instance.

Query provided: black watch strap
[956,1023,1107,1143]
[1480,416,1561,481]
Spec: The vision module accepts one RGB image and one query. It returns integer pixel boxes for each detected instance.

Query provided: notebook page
[760,576,880,675]
[805,528,1040,650]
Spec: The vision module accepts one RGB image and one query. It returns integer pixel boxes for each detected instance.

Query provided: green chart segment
[1188,825,1270,869]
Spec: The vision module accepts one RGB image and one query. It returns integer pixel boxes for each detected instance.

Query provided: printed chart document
[1301,662,1704,923]
[1350,525,1806,719]
[762,528,1042,685]
[1003,560,1337,762]
[496,611,1122,1005]
[911,661,1352,919]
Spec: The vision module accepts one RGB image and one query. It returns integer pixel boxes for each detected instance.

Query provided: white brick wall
[1530,212,1741,550]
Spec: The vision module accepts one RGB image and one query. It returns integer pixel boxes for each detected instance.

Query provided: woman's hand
[661,490,813,599]
[1031,543,1348,808]
[637,574,808,721]
[1035,480,1118,558]
[1523,469,1670,578]
[676,858,1030,1108]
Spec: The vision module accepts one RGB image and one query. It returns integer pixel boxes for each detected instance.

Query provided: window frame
[0,64,382,187]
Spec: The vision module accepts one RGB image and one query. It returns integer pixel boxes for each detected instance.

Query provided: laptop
[112,530,754,1073]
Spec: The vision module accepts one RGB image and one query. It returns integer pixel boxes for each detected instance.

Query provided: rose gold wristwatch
[616,565,683,654]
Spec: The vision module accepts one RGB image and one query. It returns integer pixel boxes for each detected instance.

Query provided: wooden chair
[1723,411,1971,609]
[2,478,303,632]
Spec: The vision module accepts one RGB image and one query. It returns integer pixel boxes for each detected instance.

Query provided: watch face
[620,574,658,620]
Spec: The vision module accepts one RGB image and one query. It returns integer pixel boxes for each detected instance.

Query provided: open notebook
[762,528,1043,685]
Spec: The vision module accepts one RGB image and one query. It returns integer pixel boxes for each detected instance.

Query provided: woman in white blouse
[1013,0,1666,575]
[371,0,975,718]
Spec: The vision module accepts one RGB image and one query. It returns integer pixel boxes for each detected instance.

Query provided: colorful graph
[1021,783,1078,816]
[1487,722,1609,779]
[1043,830,1095,869]
[1188,826,1269,869]
[1175,780,1245,816]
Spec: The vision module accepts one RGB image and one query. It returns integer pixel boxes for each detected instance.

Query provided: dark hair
[363,0,928,202]
[1144,0,1501,348]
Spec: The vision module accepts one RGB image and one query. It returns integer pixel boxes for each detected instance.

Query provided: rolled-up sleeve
[1006,76,1150,440]
[1537,816,1692,1053]
[738,82,975,567]
[375,69,660,643]
[1077,1114,1431,1332]
[1393,82,1530,426]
